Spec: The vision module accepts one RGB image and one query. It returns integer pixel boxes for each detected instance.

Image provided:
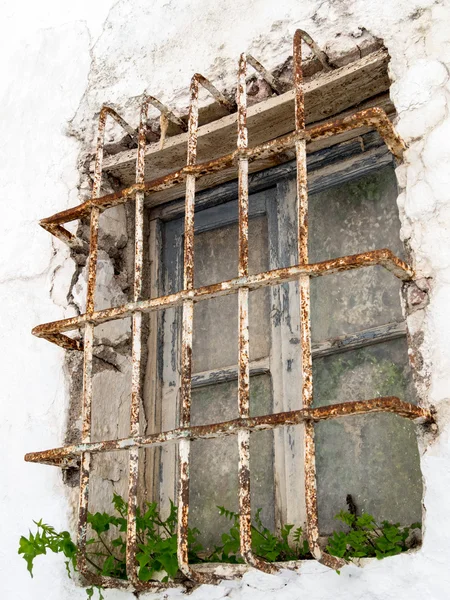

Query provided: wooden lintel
[96,49,391,191]
[143,94,393,208]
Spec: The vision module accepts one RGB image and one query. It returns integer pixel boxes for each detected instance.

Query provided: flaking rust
[126,96,160,589]
[25,397,432,468]
[32,249,415,351]
[38,109,403,247]
[25,28,426,591]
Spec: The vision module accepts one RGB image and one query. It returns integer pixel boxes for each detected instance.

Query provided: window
[26,29,432,591]
[149,148,423,554]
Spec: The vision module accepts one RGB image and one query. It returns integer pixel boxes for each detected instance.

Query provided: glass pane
[190,374,274,550]
[192,215,270,373]
[309,165,404,341]
[313,338,422,533]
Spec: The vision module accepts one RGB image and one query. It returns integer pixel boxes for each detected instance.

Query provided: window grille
[26,30,432,590]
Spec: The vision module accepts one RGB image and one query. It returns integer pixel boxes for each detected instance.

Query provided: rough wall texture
[2,0,450,599]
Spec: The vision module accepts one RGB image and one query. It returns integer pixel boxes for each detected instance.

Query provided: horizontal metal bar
[24,397,432,468]
[151,133,390,221]
[32,249,414,347]
[38,108,404,233]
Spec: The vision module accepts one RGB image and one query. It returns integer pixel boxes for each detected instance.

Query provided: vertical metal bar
[77,108,107,574]
[293,30,343,570]
[176,75,212,583]
[237,53,275,574]
[126,98,152,587]
[295,29,332,72]
[237,51,251,564]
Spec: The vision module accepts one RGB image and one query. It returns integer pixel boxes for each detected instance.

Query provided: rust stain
[33,250,415,348]
[25,397,432,467]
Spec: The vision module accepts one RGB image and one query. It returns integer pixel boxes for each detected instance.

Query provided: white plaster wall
[1,1,450,599]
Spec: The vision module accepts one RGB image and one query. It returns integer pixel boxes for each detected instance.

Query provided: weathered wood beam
[145,93,393,207]
[95,49,391,189]
[190,322,407,389]
[192,357,270,389]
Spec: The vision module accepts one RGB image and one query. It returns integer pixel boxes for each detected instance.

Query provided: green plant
[19,495,420,598]
[19,493,204,598]
[209,506,309,563]
[326,510,421,562]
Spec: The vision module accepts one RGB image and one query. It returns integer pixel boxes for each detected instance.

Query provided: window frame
[146,136,410,541]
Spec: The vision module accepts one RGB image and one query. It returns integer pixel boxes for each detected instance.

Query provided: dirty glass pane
[192,215,270,373]
[309,165,404,341]
[313,337,422,532]
[190,374,274,550]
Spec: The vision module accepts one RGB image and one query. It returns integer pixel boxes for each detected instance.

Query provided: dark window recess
[153,160,422,551]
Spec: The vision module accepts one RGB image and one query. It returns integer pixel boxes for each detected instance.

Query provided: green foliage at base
[19,495,420,598]
[326,510,420,561]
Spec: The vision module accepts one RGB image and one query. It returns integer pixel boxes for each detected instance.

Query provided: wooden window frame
[147,134,409,539]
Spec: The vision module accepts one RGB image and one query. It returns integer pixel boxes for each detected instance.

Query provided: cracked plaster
[2,0,450,599]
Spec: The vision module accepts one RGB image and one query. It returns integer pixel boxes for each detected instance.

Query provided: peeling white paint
[2,0,450,599]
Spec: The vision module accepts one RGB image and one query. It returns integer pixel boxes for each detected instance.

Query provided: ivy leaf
[158,552,179,579]
[138,565,155,582]
[87,512,112,535]
[112,494,128,518]
[101,555,116,577]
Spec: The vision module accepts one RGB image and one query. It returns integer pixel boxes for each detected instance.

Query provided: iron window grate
[26,30,432,591]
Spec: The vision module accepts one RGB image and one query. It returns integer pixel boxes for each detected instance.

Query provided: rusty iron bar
[102,106,139,142]
[125,97,167,590]
[294,28,344,572]
[42,332,83,351]
[33,249,414,350]
[247,54,286,95]
[77,106,104,580]
[45,223,87,250]
[237,53,276,574]
[76,105,141,587]
[25,397,432,468]
[145,95,188,131]
[296,29,332,72]
[177,72,198,583]
[38,106,405,237]
[26,29,416,590]
[195,73,236,113]
[76,105,110,580]
[176,73,220,585]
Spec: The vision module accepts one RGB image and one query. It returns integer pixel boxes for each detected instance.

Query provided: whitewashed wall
[1,1,450,599]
